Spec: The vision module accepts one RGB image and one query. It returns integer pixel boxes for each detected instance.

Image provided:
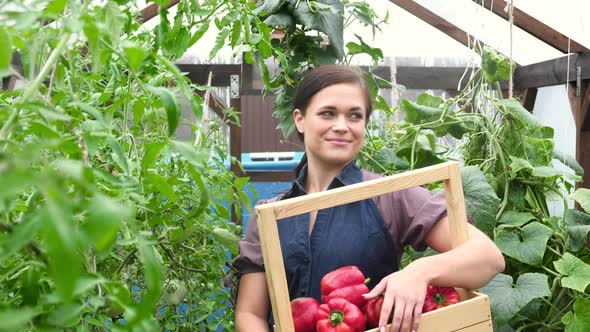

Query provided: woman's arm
[235,272,271,332]
[365,217,504,332]
[411,216,505,289]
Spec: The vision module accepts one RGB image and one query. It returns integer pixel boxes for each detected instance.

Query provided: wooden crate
[255,161,493,332]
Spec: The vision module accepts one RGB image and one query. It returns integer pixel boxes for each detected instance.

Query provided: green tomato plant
[0,0,387,330]
[359,47,590,331]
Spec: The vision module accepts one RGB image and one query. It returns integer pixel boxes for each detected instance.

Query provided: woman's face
[293,83,367,169]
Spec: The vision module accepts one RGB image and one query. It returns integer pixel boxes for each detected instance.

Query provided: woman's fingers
[411,302,424,332]
[390,300,406,332]
[363,278,387,299]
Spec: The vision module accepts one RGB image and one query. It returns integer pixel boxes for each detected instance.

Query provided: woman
[233,65,504,332]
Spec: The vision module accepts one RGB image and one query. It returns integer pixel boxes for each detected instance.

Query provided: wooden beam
[176,64,241,86]
[522,88,538,112]
[568,80,590,189]
[194,89,227,119]
[140,0,180,23]
[389,0,491,55]
[514,52,590,89]
[477,0,588,53]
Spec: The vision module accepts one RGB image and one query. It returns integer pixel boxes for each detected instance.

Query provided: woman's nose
[332,116,349,132]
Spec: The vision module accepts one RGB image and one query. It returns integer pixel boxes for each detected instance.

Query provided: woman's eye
[319,111,333,117]
[350,113,364,120]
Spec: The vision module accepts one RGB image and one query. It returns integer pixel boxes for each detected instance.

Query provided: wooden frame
[255,161,492,331]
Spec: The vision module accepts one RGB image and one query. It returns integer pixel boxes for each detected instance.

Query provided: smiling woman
[232,65,505,332]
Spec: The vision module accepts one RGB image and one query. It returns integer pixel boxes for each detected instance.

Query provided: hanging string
[508,0,514,99]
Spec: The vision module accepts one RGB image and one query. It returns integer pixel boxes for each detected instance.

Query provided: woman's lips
[326,138,352,146]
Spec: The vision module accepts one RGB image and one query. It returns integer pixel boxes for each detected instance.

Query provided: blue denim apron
[277,162,398,303]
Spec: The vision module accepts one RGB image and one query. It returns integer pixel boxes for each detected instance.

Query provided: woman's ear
[293,109,304,134]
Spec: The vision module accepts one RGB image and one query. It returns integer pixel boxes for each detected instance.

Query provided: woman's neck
[303,157,348,193]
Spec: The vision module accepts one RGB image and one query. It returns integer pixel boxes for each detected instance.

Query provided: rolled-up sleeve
[375,187,448,253]
[233,198,281,276]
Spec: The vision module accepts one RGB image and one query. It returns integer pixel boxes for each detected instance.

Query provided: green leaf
[174,27,190,59]
[44,0,67,16]
[151,87,180,136]
[293,0,345,59]
[481,47,512,83]
[230,19,242,48]
[571,188,590,213]
[499,98,544,132]
[264,13,295,30]
[0,307,38,331]
[137,239,163,317]
[509,156,533,178]
[47,302,84,327]
[107,136,131,175]
[552,149,584,177]
[209,27,231,59]
[0,27,12,76]
[480,273,550,325]
[186,164,210,220]
[188,21,210,48]
[212,228,240,255]
[565,209,590,252]
[346,34,383,65]
[254,0,284,16]
[372,147,409,173]
[141,141,167,173]
[498,211,536,227]
[40,192,81,301]
[171,140,208,166]
[562,299,590,332]
[82,194,132,254]
[495,222,553,266]
[461,166,500,237]
[532,166,560,179]
[0,214,41,264]
[146,173,178,203]
[121,40,146,72]
[399,97,443,124]
[554,252,590,292]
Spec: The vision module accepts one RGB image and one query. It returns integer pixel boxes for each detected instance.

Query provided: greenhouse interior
[1,0,590,331]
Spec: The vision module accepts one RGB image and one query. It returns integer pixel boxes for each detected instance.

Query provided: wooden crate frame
[255,161,492,331]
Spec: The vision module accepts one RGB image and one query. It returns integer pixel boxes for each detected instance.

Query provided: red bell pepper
[422,285,460,313]
[364,295,384,329]
[316,298,366,332]
[291,297,320,332]
[320,266,369,308]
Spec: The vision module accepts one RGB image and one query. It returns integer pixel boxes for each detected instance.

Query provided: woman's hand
[362,267,429,332]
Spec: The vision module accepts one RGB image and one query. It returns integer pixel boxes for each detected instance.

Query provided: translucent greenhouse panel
[343,0,479,62]
[514,0,590,50]
[417,0,563,65]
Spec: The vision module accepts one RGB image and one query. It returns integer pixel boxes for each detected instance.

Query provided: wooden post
[229,62,243,225]
[568,80,590,190]
[522,88,538,113]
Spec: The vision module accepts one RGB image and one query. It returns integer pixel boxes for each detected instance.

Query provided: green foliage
[252,0,387,137]
[480,273,550,325]
[359,46,590,331]
[0,0,263,330]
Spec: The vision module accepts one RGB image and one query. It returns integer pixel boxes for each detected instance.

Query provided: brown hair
[293,65,373,141]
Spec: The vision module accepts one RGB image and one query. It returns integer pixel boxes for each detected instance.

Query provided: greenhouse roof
[139,0,590,66]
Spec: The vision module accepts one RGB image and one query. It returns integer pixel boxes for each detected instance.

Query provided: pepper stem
[329,310,345,326]
[433,293,446,305]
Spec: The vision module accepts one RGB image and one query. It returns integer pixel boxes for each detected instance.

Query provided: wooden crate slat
[257,161,452,220]
[365,293,491,332]
[256,207,294,330]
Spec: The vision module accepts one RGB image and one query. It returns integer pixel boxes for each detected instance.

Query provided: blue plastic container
[239,152,303,232]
